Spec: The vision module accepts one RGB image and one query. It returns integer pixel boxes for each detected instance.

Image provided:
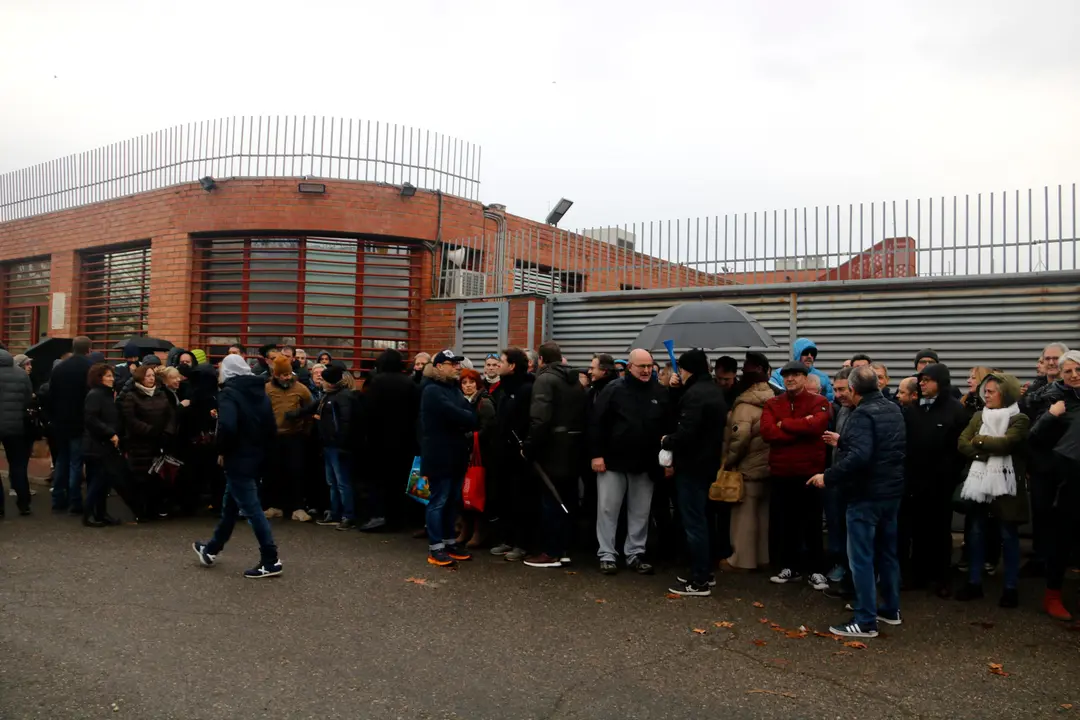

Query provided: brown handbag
[710,463,745,502]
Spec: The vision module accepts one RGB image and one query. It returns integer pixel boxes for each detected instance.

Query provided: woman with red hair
[458,368,495,548]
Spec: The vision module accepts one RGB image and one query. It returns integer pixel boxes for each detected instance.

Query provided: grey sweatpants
[596,470,654,562]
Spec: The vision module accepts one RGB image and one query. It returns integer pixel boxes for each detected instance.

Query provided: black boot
[83,514,108,528]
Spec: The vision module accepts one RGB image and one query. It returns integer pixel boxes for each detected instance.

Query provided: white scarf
[960,403,1020,504]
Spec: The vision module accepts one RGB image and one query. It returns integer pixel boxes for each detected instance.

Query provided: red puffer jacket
[760,390,832,478]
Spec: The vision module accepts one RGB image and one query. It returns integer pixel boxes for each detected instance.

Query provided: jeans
[846,498,901,629]
[824,485,848,571]
[51,437,84,510]
[1,435,31,509]
[84,456,116,519]
[675,472,712,585]
[596,470,654,562]
[323,447,355,521]
[426,474,462,551]
[966,505,1019,588]
[206,472,279,566]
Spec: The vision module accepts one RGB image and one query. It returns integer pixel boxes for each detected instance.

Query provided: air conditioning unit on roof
[446,269,486,298]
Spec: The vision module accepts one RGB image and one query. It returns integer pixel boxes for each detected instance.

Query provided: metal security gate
[456,302,506,361]
[548,273,1080,383]
[0,257,50,353]
[78,243,151,361]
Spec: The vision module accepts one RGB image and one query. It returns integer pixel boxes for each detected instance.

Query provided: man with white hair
[805,374,823,395]
[589,348,668,576]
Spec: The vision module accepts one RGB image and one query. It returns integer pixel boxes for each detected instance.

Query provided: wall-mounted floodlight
[400,182,417,198]
[199,177,217,192]
[545,198,573,226]
[298,182,326,194]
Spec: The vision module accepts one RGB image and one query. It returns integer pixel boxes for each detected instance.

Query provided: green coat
[957,373,1030,524]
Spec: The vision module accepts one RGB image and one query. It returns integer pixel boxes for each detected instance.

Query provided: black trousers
[900,486,955,588]
[499,453,539,551]
[1046,458,1080,591]
[263,434,306,513]
[768,475,824,575]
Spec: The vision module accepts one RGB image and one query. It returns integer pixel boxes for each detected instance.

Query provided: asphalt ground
[1,494,1079,719]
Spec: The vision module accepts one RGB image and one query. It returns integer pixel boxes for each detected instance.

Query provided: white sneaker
[808,573,829,591]
[770,568,802,584]
[291,509,312,522]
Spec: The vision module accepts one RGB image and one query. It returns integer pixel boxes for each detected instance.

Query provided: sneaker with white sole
[829,619,878,638]
[876,610,902,626]
[677,574,717,587]
[504,547,527,562]
[826,564,846,584]
[770,568,802,584]
[808,573,830,591]
[668,580,711,597]
[490,543,513,556]
[244,560,283,579]
[192,541,217,567]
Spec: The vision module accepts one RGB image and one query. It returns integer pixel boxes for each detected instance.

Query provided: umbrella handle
[662,340,678,373]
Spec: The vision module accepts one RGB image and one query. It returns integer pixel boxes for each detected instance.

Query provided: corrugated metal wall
[456,302,507,362]
[545,274,1080,383]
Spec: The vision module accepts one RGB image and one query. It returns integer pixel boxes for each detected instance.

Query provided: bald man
[588,348,669,575]
[895,377,918,407]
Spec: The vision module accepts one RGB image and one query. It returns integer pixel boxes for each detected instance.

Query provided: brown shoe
[719,559,748,574]
[466,524,487,549]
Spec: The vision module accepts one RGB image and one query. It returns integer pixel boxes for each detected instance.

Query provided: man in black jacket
[360,349,420,532]
[663,349,727,596]
[489,347,536,561]
[810,366,906,639]
[580,353,617,551]
[193,355,282,578]
[590,348,667,575]
[47,336,94,513]
[901,362,968,597]
[0,349,33,516]
[522,342,586,569]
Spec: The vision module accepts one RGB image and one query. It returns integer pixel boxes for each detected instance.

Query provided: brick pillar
[147,234,194,346]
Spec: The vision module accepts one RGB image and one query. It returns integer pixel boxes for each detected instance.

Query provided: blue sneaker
[826,564,846,584]
[244,560,283,579]
[192,541,217,567]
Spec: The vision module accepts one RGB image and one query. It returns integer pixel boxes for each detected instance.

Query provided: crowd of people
[1,333,1078,638]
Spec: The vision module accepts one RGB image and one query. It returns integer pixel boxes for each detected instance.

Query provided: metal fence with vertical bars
[0,257,51,353]
[0,116,482,222]
[78,243,151,360]
[190,236,421,370]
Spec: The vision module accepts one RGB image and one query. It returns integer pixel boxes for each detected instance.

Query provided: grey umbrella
[628,302,777,352]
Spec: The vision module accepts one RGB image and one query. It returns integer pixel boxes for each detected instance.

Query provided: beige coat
[723,383,773,480]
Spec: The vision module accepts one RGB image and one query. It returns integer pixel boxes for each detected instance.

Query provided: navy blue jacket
[419,375,476,479]
[824,390,906,502]
[217,374,277,478]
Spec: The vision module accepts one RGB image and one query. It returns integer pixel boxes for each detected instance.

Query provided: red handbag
[462,432,486,512]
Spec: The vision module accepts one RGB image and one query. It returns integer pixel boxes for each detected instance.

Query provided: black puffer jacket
[588,374,669,473]
[523,363,586,478]
[1031,381,1080,464]
[120,388,176,475]
[291,386,362,451]
[47,353,93,439]
[365,349,420,455]
[661,373,727,478]
[83,386,120,459]
[903,364,968,496]
[824,390,906,502]
[0,350,32,437]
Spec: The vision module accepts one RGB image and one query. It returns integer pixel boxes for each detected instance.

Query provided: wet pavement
[1,494,1079,719]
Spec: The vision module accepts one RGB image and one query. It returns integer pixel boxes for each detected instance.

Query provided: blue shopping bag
[405,456,430,505]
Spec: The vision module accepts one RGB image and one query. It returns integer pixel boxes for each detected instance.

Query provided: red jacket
[760,390,832,478]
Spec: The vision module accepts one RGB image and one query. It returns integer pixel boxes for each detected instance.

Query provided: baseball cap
[432,349,465,365]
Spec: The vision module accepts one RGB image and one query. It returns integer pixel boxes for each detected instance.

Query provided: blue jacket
[823,389,906,502]
[419,374,476,479]
[217,374,277,478]
[770,337,834,401]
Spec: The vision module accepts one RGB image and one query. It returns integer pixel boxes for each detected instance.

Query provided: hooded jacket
[769,338,835,401]
[958,373,1030,523]
[523,362,586,478]
[761,385,832,477]
[365,349,420,454]
[291,384,362,450]
[823,389,906,502]
[723,382,773,481]
[419,366,477,478]
[588,373,669,474]
[661,372,727,477]
[0,350,32,437]
[218,374,278,477]
[266,377,313,435]
[903,363,968,495]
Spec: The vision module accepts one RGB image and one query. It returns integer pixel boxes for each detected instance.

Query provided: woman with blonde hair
[960,366,994,421]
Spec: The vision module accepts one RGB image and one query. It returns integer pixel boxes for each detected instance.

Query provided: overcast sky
[2,0,1078,233]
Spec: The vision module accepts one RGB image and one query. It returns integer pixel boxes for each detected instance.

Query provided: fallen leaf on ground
[751,639,768,647]
[747,689,795,698]
[565,571,578,575]
[665,593,682,600]
[771,626,787,633]
[970,621,994,630]
[692,628,707,635]
[1061,703,1073,710]
[770,622,782,628]
[843,641,867,649]
[714,621,735,628]
[404,577,429,585]
[785,630,808,639]
[753,601,765,608]
[758,617,770,624]
[832,650,851,656]
[595,599,607,604]
[988,662,1010,677]
[814,631,842,640]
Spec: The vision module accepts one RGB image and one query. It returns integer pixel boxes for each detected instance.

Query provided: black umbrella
[113,336,174,352]
[628,302,777,352]
[25,336,73,360]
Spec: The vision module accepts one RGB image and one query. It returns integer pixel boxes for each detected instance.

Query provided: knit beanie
[141,354,162,367]
[191,348,208,365]
[914,348,939,369]
[678,349,709,376]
